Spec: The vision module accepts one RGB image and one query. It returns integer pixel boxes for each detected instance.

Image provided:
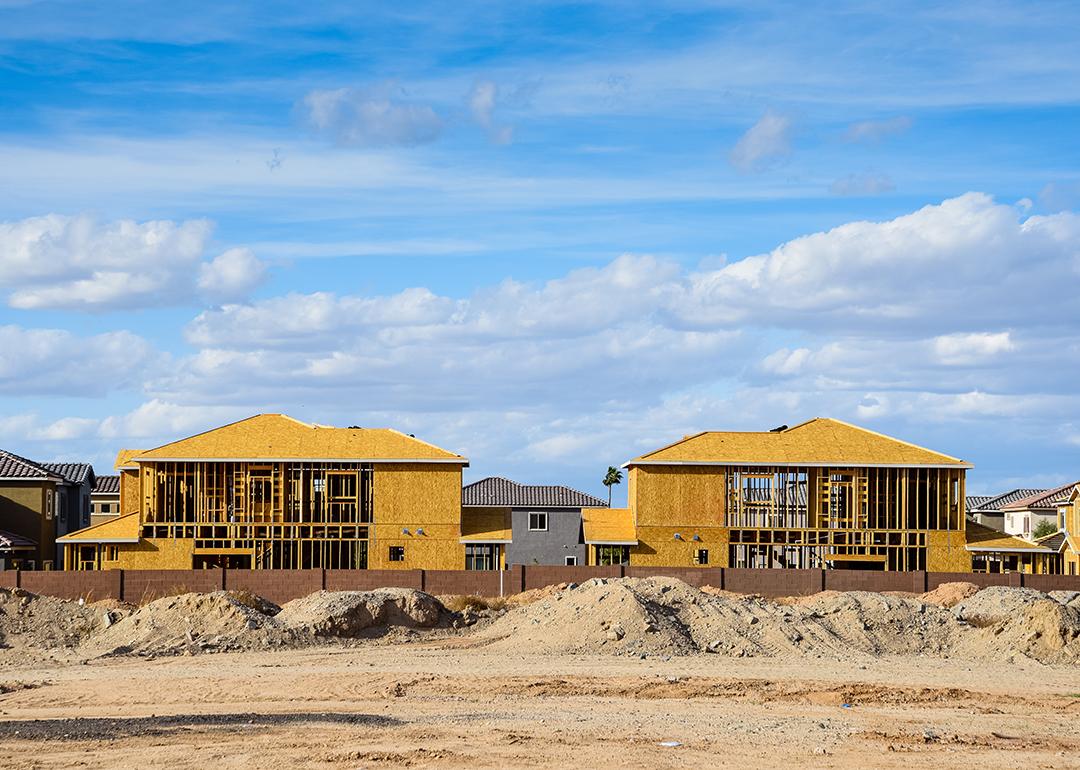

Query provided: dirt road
[2,642,1078,769]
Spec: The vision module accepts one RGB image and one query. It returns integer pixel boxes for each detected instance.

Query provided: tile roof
[133,414,467,463]
[628,418,969,468]
[966,488,1046,512]
[460,508,513,542]
[93,475,120,495]
[1035,530,1067,552]
[0,449,56,480]
[966,495,993,511]
[40,462,94,486]
[462,476,607,508]
[0,529,37,551]
[1001,482,1080,512]
[582,507,637,544]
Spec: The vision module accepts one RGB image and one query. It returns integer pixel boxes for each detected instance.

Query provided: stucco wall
[0,481,51,566]
[506,507,586,566]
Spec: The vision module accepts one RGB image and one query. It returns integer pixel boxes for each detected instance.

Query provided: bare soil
[1,579,1079,768]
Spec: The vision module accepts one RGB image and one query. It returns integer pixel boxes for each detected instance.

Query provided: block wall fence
[5,566,1080,605]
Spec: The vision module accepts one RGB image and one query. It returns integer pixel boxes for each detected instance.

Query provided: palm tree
[602,466,623,506]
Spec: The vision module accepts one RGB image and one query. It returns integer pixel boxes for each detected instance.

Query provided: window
[1023,516,1030,535]
[695,549,709,565]
[388,546,405,562]
[105,545,119,561]
[528,511,548,531]
[595,545,629,566]
[564,555,577,566]
[465,544,496,571]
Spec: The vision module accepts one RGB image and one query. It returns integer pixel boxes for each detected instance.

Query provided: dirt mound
[472,577,1080,664]
[276,589,447,637]
[922,582,981,607]
[0,587,106,656]
[85,591,282,656]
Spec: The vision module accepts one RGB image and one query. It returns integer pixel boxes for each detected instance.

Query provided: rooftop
[969,488,1049,512]
[628,418,970,468]
[131,414,467,464]
[93,475,120,495]
[462,476,607,508]
[1001,482,1080,512]
[0,449,56,481]
[40,462,94,486]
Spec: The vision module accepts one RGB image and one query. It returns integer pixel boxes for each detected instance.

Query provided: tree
[602,466,623,506]
[1032,519,1058,540]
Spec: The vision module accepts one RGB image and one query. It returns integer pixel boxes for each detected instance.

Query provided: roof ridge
[0,448,55,477]
[384,428,465,459]
[799,417,967,464]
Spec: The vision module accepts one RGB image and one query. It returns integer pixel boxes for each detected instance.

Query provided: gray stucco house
[461,476,607,566]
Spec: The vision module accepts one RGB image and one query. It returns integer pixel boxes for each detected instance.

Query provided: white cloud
[0,214,267,310]
[301,85,443,147]
[468,80,515,145]
[933,332,1016,366]
[843,116,912,143]
[729,110,793,172]
[829,171,895,196]
[0,325,158,396]
[197,247,268,303]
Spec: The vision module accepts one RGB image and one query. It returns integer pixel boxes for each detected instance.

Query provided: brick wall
[326,569,423,592]
[725,567,824,597]
[20,570,121,601]
[124,570,225,605]
[926,571,1016,591]
[626,566,722,587]
[224,569,324,605]
[523,565,622,590]
[826,570,926,594]
[8,567,1080,602]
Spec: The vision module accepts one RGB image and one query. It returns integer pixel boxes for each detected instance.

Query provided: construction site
[2,575,1080,768]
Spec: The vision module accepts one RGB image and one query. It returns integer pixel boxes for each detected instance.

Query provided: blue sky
[1,1,1079,501]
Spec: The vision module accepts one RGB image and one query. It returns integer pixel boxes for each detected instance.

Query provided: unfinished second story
[609,418,972,571]
[61,414,468,571]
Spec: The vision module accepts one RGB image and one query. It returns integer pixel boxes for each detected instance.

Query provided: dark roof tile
[93,475,120,494]
[463,476,607,508]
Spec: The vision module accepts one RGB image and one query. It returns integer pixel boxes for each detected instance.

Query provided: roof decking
[56,512,140,544]
[114,449,144,470]
[131,414,467,464]
[964,521,1050,553]
[462,476,606,508]
[627,418,969,468]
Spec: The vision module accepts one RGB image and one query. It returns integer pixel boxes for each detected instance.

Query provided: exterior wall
[368,463,464,570]
[1003,508,1055,539]
[971,512,1004,532]
[631,466,725,527]
[119,469,140,515]
[113,538,196,570]
[927,530,971,572]
[506,507,586,566]
[631,525,728,567]
[54,482,92,565]
[0,481,53,567]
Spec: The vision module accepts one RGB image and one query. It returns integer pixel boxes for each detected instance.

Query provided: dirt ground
[2,642,1079,769]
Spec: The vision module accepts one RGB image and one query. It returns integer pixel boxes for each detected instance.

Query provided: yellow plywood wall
[927,530,971,572]
[631,466,725,527]
[632,526,728,567]
[112,538,196,570]
[119,470,141,515]
[369,463,464,570]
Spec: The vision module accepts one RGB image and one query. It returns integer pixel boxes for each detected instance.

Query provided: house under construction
[59,414,468,571]
[585,418,1039,572]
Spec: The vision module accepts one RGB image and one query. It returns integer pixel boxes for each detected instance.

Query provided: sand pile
[87,591,282,656]
[472,576,1080,664]
[921,581,981,607]
[0,588,106,654]
[275,589,447,637]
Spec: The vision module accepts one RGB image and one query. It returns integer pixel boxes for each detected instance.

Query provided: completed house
[966,488,1046,532]
[59,414,468,571]
[1000,483,1079,540]
[90,475,121,526]
[0,450,94,569]
[461,476,606,568]
[586,418,1040,572]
